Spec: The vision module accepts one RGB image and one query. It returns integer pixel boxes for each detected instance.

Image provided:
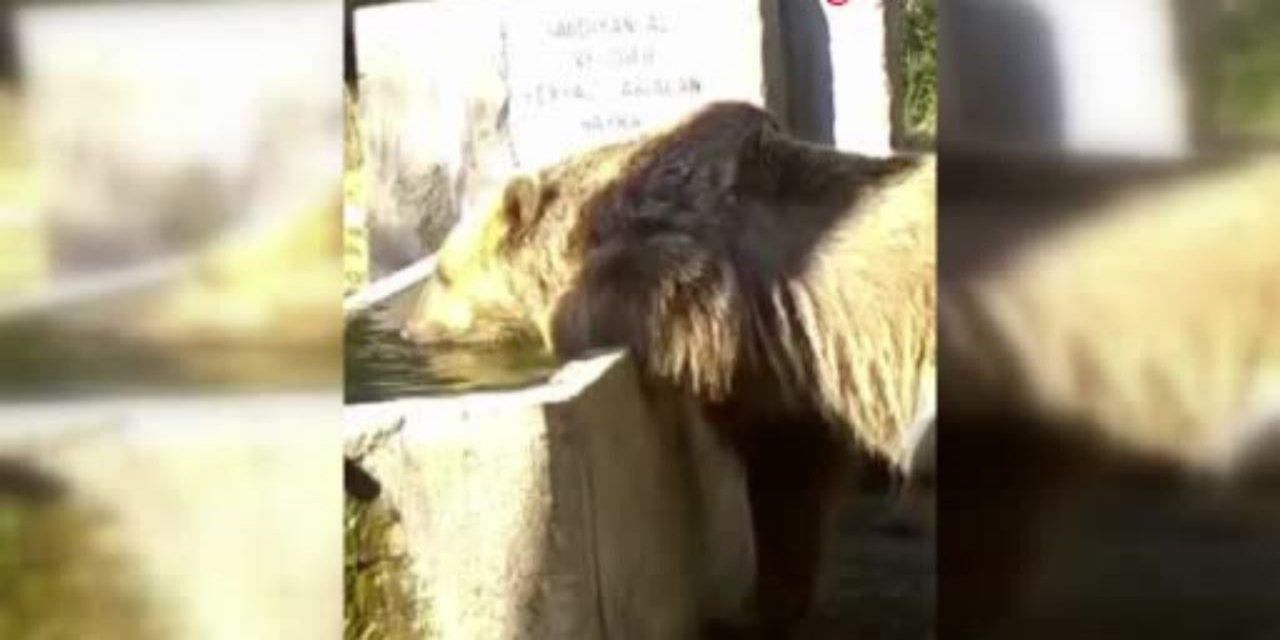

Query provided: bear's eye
[436,269,453,287]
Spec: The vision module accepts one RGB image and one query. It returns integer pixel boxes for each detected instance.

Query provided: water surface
[344,307,558,404]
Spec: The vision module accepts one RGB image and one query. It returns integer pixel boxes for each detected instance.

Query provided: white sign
[501,0,766,169]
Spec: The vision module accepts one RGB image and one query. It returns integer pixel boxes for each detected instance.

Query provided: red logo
[827,0,848,5]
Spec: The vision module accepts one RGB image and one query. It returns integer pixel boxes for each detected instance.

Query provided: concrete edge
[343,254,439,318]
[343,349,630,442]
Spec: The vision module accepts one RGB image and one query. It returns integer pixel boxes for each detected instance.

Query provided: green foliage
[1216,0,1280,134]
[344,493,426,640]
[902,0,938,137]
[345,86,365,207]
[344,87,370,294]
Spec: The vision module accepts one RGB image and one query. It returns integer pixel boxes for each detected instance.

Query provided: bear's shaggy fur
[939,153,1280,637]
[405,102,936,633]
[942,153,1280,472]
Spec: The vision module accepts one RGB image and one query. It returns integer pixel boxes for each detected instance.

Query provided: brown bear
[404,102,936,636]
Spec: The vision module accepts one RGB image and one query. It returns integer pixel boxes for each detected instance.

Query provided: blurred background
[938,0,1280,637]
[1,1,343,638]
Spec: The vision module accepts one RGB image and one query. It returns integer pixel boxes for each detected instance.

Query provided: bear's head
[401,138,642,348]
[402,102,782,380]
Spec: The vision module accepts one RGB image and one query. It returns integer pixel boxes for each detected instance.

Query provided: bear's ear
[501,175,541,231]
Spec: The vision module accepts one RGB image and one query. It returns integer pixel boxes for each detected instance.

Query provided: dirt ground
[799,489,936,639]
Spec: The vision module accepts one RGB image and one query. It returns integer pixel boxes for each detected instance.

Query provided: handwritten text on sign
[502,4,760,169]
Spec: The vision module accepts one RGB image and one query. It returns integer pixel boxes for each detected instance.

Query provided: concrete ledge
[346,350,754,638]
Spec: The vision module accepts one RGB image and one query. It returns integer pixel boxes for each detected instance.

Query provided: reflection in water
[344,307,558,404]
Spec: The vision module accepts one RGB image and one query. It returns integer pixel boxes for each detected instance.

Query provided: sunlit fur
[942,153,1280,474]
[406,103,936,471]
[406,141,638,347]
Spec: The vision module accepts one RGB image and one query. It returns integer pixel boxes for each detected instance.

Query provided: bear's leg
[736,424,841,638]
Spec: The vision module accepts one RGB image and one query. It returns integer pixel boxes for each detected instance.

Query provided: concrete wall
[345,351,755,637]
[779,0,901,155]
